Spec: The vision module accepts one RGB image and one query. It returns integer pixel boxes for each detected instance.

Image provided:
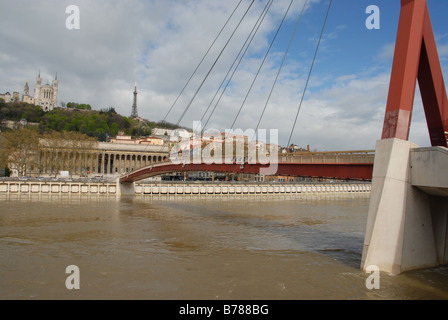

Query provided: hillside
[0,101,183,141]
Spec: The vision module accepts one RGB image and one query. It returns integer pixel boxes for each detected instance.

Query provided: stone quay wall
[0,180,371,196]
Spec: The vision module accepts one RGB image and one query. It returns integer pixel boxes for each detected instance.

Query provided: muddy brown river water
[1,193,447,300]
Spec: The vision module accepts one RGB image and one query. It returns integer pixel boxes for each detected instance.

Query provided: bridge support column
[362,138,448,274]
[116,178,135,196]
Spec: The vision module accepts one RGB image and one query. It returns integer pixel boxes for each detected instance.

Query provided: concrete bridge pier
[116,178,135,196]
[361,138,448,275]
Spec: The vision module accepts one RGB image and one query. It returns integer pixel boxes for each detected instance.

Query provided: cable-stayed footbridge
[119,0,448,275]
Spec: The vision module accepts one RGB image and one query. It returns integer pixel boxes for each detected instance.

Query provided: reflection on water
[0,193,447,300]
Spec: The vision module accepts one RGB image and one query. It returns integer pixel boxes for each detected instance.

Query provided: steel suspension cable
[286,0,332,148]
[162,0,244,122]
[254,0,308,135]
[198,0,274,133]
[176,0,256,126]
[230,0,294,130]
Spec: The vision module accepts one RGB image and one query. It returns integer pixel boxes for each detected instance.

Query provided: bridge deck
[119,151,375,183]
[119,161,373,183]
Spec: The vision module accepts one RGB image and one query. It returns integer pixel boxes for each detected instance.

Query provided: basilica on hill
[25,71,59,112]
[1,71,58,112]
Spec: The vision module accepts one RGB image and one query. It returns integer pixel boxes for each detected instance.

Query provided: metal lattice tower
[131,83,138,118]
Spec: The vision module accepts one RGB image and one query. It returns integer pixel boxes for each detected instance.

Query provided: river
[1,193,447,300]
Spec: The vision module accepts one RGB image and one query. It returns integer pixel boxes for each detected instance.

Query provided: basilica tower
[34,71,42,103]
[51,73,58,109]
[24,80,29,96]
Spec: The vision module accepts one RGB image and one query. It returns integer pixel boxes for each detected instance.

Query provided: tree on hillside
[67,102,92,110]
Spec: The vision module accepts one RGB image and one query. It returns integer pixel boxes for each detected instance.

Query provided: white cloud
[376,43,395,62]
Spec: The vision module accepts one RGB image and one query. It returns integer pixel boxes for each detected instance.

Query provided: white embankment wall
[0,180,371,196]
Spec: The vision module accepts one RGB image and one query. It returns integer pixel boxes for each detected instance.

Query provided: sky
[1,0,447,151]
